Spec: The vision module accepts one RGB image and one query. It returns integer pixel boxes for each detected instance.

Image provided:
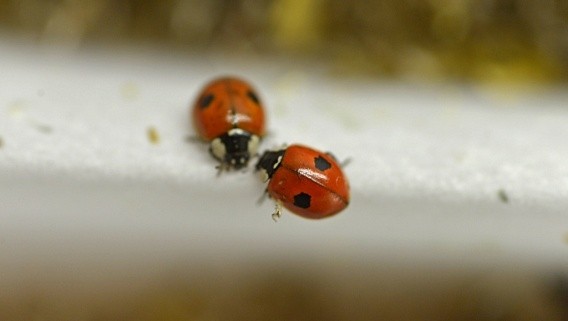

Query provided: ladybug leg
[271,201,283,222]
[257,188,269,205]
[215,163,228,176]
[185,135,204,144]
[261,130,272,139]
[340,158,352,168]
[251,151,261,160]
[326,152,351,168]
[267,143,287,150]
[325,152,340,164]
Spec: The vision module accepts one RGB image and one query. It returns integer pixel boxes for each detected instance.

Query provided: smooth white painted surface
[1,40,567,287]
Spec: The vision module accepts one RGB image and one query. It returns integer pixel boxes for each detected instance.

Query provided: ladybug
[192,77,266,170]
[256,144,350,220]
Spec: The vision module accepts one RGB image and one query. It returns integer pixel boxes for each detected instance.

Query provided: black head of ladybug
[210,128,259,170]
[255,148,286,182]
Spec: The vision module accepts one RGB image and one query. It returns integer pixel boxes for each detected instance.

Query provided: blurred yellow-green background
[1,0,567,83]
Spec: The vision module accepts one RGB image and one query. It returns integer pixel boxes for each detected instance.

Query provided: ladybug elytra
[192,77,266,170]
[256,144,350,220]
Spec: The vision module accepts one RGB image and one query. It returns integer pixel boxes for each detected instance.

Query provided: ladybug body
[192,77,266,170]
[256,144,350,220]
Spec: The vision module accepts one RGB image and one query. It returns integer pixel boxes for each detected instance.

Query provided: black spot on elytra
[293,192,311,209]
[199,94,214,109]
[314,156,331,171]
[247,90,260,105]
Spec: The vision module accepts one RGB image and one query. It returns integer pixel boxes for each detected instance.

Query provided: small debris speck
[33,122,53,134]
[147,127,160,145]
[497,189,509,203]
[7,100,26,118]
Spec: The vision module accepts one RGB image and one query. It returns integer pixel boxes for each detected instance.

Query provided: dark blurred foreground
[1,262,567,321]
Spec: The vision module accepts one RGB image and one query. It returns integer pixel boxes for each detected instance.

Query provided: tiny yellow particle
[121,82,139,101]
[7,100,26,118]
[32,122,53,134]
[147,127,160,145]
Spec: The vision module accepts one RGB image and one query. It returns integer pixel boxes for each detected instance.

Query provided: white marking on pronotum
[274,155,283,169]
[247,134,260,158]
[259,169,269,182]
[210,137,226,161]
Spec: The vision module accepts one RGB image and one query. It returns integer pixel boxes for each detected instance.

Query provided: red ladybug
[192,77,266,170]
[256,144,350,220]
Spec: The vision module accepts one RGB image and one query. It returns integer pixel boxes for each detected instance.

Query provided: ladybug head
[210,128,259,170]
[255,148,285,182]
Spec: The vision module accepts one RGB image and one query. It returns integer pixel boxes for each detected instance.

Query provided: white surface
[1,40,568,284]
